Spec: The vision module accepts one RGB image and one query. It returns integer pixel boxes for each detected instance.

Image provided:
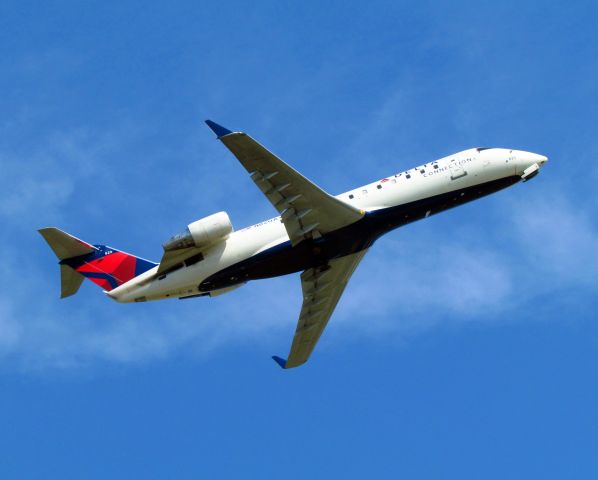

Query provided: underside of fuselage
[199,174,521,292]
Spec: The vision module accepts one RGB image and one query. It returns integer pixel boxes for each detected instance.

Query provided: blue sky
[1,1,597,478]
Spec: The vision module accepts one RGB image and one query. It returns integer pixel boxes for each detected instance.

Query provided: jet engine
[162,211,233,251]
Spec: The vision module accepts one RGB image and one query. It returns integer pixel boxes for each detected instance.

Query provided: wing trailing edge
[274,249,369,369]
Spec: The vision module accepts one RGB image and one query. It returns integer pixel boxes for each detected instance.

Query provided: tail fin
[39,227,157,297]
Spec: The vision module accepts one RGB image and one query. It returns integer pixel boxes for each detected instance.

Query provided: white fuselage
[108,147,546,303]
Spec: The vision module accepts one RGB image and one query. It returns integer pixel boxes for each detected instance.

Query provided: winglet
[205,120,232,138]
[272,355,287,369]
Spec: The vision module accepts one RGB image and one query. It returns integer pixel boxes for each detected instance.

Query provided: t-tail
[38,227,157,298]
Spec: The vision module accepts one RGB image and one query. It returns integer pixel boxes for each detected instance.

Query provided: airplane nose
[531,153,548,166]
[520,151,548,165]
[514,150,548,174]
[516,151,548,181]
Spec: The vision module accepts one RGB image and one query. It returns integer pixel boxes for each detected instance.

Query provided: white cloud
[0,127,120,223]
[507,191,598,288]
[334,236,513,337]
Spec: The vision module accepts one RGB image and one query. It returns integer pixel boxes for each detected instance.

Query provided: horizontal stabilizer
[38,227,97,260]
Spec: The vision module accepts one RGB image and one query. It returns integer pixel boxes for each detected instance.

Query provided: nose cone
[529,152,548,165]
[521,150,548,164]
[514,150,548,175]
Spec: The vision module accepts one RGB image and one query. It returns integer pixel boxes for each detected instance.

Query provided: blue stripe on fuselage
[199,175,521,291]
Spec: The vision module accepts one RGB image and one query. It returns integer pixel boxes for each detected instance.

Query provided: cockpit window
[476,147,492,152]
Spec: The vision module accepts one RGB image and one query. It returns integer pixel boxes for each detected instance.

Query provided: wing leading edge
[205,120,364,246]
[274,249,368,369]
[205,120,368,368]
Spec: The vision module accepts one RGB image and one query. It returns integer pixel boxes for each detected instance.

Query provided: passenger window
[420,169,424,173]
[377,185,382,189]
[406,174,411,179]
[434,164,438,169]
[362,189,368,194]
[349,194,354,199]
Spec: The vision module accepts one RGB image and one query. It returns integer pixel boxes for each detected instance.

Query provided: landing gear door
[449,160,467,180]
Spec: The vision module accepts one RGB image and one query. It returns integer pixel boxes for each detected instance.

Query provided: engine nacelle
[162,211,233,252]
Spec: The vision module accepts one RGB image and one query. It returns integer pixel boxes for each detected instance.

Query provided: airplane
[39,120,548,369]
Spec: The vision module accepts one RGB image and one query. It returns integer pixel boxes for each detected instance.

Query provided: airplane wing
[272,249,368,369]
[205,120,364,246]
